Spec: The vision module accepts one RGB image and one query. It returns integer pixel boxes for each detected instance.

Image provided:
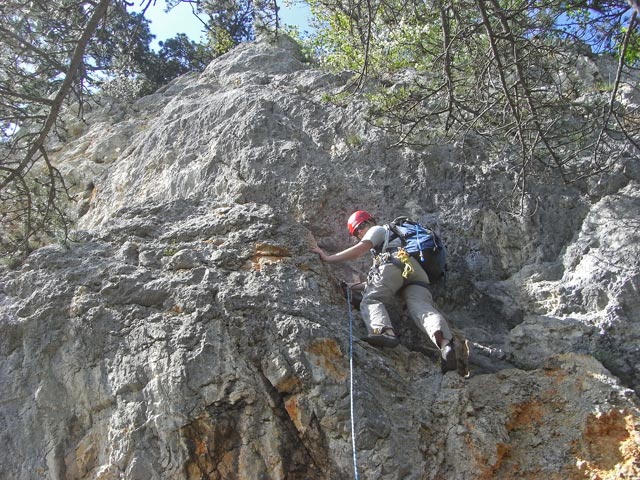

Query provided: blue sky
[136,0,313,47]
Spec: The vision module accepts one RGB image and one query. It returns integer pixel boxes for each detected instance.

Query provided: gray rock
[1,37,639,479]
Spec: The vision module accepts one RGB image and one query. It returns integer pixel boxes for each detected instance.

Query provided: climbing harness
[384,217,448,284]
[371,248,415,280]
[376,225,413,279]
[345,285,360,480]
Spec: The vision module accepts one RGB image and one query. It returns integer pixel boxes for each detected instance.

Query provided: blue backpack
[385,216,447,283]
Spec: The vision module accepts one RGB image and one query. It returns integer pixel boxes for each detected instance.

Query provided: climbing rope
[345,285,360,480]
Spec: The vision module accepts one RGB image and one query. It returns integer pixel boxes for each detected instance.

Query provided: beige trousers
[360,256,452,346]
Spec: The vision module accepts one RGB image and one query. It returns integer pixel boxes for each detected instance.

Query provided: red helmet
[347,210,374,236]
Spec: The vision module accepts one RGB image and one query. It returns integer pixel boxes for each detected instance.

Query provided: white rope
[346,286,360,480]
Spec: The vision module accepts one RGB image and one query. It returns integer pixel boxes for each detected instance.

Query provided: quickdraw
[394,247,414,278]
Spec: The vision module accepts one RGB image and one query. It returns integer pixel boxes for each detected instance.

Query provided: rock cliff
[1,36,639,479]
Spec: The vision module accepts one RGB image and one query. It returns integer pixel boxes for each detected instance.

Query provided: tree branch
[0,87,56,106]
[0,0,111,192]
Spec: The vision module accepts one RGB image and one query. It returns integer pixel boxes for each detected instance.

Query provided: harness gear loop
[394,247,414,278]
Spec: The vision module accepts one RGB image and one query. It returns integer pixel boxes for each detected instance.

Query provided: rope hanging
[346,286,360,480]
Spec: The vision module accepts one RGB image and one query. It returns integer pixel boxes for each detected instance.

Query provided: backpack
[383,216,447,284]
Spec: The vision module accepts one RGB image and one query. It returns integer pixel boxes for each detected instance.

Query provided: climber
[311,210,458,373]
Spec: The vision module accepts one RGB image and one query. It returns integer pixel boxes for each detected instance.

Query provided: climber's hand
[311,245,329,262]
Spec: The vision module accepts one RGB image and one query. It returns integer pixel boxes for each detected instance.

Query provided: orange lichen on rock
[284,395,304,432]
[506,400,545,432]
[244,243,292,270]
[471,398,563,480]
[465,427,512,480]
[573,409,640,480]
[273,374,302,394]
[182,413,241,480]
[284,394,316,436]
[474,398,547,480]
[306,338,347,382]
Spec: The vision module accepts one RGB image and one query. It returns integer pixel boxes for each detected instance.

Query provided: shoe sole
[363,334,399,348]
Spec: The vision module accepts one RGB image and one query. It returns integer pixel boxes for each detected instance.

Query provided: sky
[136,0,314,48]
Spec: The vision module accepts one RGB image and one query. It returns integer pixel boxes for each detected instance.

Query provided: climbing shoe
[440,342,457,374]
[363,327,399,348]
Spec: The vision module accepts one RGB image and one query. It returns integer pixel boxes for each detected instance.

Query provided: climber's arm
[312,240,372,264]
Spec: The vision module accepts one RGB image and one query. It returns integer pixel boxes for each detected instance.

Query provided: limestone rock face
[1,37,639,479]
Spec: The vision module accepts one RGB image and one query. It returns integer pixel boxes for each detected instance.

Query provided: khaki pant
[360,256,452,346]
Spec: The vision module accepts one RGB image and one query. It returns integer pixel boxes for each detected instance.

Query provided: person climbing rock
[311,210,458,373]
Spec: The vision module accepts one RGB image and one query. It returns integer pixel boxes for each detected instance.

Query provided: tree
[308,0,640,213]
[175,0,282,55]
[0,0,112,258]
[150,33,214,84]
[0,0,215,258]
[0,0,292,259]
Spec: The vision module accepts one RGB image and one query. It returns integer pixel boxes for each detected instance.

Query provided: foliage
[201,0,256,49]
[93,6,213,97]
[0,0,215,257]
[172,0,282,56]
[3,0,637,258]
[0,0,112,256]
[0,0,294,257]
[306,0,640,213]
[150,34,214,85]
[621,24,640,63]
